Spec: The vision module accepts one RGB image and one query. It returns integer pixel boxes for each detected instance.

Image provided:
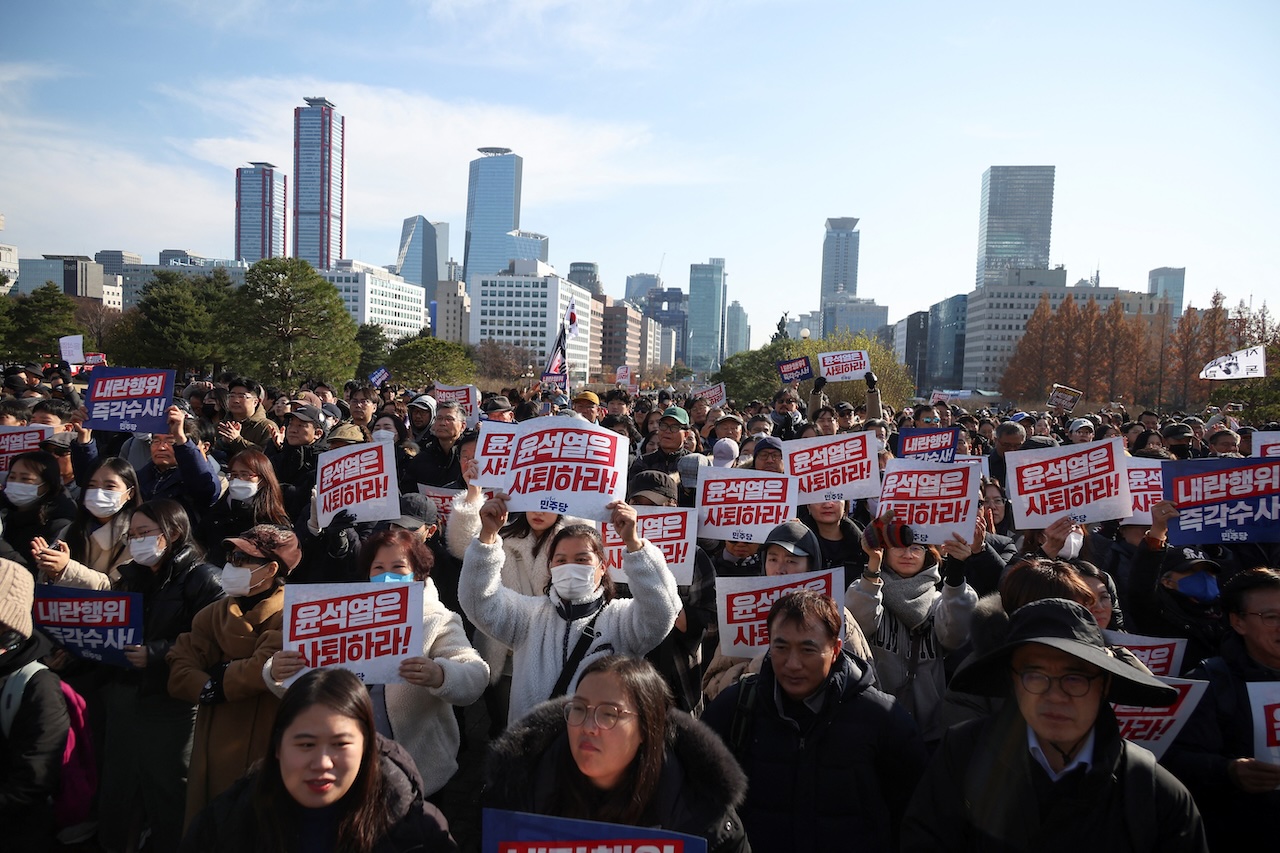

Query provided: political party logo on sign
[1161,457,1280,545]
[1046,383,1083,412]
[696,469,797,543]
[1248,683,1280,767]
[784,432,879,503]
[0,424,55,482]
[878,458,978,545]
[1123,457,1165,526]
[473,421,518,490]
[600,507,697,586]
[482,809,707,853]
[315,443,399,528]
[1103,631,1187,677]
[1252,431,1280,458]
[33,588,143,668]
[284,582,423,685]
[777,356,814,383]
[1200,346,1267,380]
[1112,677,1207,760]
[368,366,391,386]
[899,427,962,463]
[432,383,480,426]
[84,367,176,433]
[715,568,844,656]
[690,382,726,408]
[816,349,870,381]
[502,419,628,520]
[1005,437,1131,527]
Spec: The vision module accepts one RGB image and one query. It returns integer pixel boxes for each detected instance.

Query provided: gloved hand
[199,661,231,705]
[865,371,878,391]
[326,509,358,553]
[813,377,827,393]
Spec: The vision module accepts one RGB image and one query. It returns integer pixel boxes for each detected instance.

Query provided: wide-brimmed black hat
[950,598,1177,707]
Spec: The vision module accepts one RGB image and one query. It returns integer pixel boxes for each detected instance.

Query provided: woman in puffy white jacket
[267,528,488,794]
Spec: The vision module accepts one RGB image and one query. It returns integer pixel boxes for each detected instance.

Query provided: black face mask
[1170,443,1192,459]
[203,405,218,420]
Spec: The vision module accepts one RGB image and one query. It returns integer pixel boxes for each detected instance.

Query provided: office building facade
[120,256,249,309]
[236,162,287,263]
[625,272,661,304]
[643,287,690,367]
[321,260,426,341]
[396,216,448,287]
[926,294,967,392]
[432,280,470,345]
[821,293,888,339]
[687,258,726,372]
[894,311,930,394]
[976,166,1055,289]
[725,300,750,359]
[293,97,344,270]
[821,217,860,303]
[93,250,142,280]
[568,262,604,296]
[462,147,522,289]
[1148,267,1186,317]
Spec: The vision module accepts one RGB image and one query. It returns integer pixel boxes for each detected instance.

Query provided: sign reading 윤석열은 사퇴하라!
[0,424,54,482]
[1004,437,1131,528]
[783,431,880,503]
[599,507,697,586]
[1123,456,1165,526]
[1161,457,1280,545]
[877,458,978,545]
[314,443,400,529]
[1111,677,1208,760]
[83,367,176,433]
[696,468,797,543]
[500,418,629,521]
[471,420,518,490]
[816,349,870,381]
[431,383,480,426]
[33,588,144,668]
[283,582,424,685]
[715,568,844,656]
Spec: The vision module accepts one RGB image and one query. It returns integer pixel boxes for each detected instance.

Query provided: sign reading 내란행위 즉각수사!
[501,418,629,521]
[83,367,176,433]
[898,427,963,464]
[481,809,707,853]
[1161,457,1280,546]
[33,587,144,668]
[776,355,814,383]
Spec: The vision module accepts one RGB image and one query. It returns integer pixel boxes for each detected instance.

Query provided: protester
[31,456,142,587]
[200,448,291,567]
[0,449,77,571]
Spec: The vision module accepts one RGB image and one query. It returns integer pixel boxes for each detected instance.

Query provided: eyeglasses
[1243,610,1280,627]
[920,418,940,424]
[657,421,685,433]
[981,497,1006,507]
[352,399,377,407]
[1013,669,1104,697]
[126,528,161,542]
[563,700,637,730]
[889,544,926,556]
[228,392,256,400]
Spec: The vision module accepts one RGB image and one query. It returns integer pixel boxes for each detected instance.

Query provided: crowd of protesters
[1,355,1278,852]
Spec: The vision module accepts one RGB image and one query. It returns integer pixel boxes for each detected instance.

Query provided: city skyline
[3,2,1276,349]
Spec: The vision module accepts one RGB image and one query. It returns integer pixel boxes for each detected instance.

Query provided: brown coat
[167,586,285,827]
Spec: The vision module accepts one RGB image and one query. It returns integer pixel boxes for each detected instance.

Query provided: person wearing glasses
[904,598,1205,851]
[487,655,748,853]
[407,400,466,489]
[629,406,692,477]
[217,377,277,454]
[1164,568,1280,848]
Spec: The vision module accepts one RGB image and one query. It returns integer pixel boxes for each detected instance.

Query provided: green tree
[386,337,474,386]
[356,323,392,379]
[103,309,149,368]
[0,296,15,362]
[714,340,790,404]
[129,271,223,373]
[231,258,359,385]
[666,362,695,384]
[8,282,84,360]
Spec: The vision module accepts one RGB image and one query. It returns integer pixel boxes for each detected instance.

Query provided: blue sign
[482,809,706,853]
[33,587,144,668]
[898,427,962,463]
[83,367,176,434]
[369,366,391,387]
[777,355,814,383]
[541,372,567,390]
[1161,457,1280,545]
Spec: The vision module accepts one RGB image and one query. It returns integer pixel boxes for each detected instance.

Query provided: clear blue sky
[4,1,1277,347]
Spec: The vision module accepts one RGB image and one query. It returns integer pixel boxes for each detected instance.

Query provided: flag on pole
[1199,347,1267,380]
[564,297,580,340]
[545,324,568,377]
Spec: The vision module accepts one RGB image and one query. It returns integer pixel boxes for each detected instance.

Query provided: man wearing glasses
[630,406,691,477]
[219,376,277,453]
[407,401,466,489]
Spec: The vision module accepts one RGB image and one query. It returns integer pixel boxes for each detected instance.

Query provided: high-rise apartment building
[725,300,750,359]
[462,147,523,289]
[235,163,287,263]
[431,280,471,345]
[293,97,344,270]
[820,218,860,304]
[601,300,643,378]
[975,166,1055,289]
[687,258,727,372]
[395,217,448,287]
[1148,267,1186,317]
[625,272,661,304]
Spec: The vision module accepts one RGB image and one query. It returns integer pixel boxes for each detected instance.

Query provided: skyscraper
[687,258,726,372]
[462,147,523,290]
[568,262,604,296]
[236,162,287,263]
[395,216,448,286]
[725,300,750,359]
[625,272,661,304]
[293,97,344,270]
[820,218,860,304]
[975,166,1055,288]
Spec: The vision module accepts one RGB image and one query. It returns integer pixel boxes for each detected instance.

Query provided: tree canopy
[386,337,475,387]
[2,283,85,362]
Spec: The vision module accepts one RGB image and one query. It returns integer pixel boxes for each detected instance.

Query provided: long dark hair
[547,655,671,826]
[133,499,200,566]
[501,512,563,558]
[68,457,142,563]
[543,524,616,603]
[252,669,388,853]
[226,449,289,526]
[6,450,65,522]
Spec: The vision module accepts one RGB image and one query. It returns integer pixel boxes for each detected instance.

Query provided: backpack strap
[549,604,608,700]
[728,672,760,762]
[1,660,49,737]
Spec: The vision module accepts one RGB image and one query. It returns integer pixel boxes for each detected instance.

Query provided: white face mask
[1061,528,1085,561]
[228,479,260,502]
[4,482,41,509]
[84,488,128,518]
[129,536,165,567]
[550,562,599,602]
[371,429,397,444]
[221,563,254,596]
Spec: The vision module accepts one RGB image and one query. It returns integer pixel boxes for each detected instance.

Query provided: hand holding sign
[270,649,309,682]
[1228,759,1280,793]
[479,493,511,544]
[1149,500,1179,540]
[607,500,642,551]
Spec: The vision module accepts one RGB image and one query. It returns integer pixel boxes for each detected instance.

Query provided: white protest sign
[930,391,951,405]
[417,484,493,533]
[283,582,424,685]
[600,506,697,586]
[1103,630,1187,677]
[473,420,517,489]
[1252,431,1280,459]
[1112,677,1208,760]
[0,424,55,483]
[615,365,630,384]
[696,468,797,543]
[1046,383,1083,412]
[816,349,871,381]
[691,382,727,408]
[878,458,979,546]
[716,568,844,656]
[1005,437,1131,528]
[502,418,629,521]
[1199,346,1267,380]
[1247,682,1280,777]
[1123,457,1165,526]
[432,383,480,426]
[955,454,991,480]
[59,334,85,365]
[784,431,880,503]
[315,443,399,528]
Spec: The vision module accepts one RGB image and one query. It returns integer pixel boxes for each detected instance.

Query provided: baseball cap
[327,423,366,445]
[835,402,855,414]
[1069,418,1095,433]
[223,524,302,573]
[1161,423,1194,440]
[573,391,600,405]
[753,435,784,459]
[628,470,678,506]
[763,520,820,560]
[1161,546,1221,577]
[660,406,690,426]
[285,404,324,425]
[392,493,438,530]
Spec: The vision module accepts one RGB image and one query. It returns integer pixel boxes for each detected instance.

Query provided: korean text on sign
[697,470,797,543]
[1251,431,1280,459]
[0,425,55,479]
[432,384,479,425]
[715,569,843,656]
[1103,630,1186,677]
[785,432,879,502]
[601,507,697,586]
[1247,682,1280,766]
[284,583,423,685]
[816,349,870,380]
[1005,437,1131,527]
[473,421,517,489]
[33,588,143,668]
[83,367,176,433]
[315,443,399,528]
[502,420,628,520]
[878,458,977,545]
[691,383,726,408]
[1161,457,1280,545]
[1111,677,1207,760]
[898,428,961,464]
[1123,458,1165,526]
[777,356,813,383]
[1046,383,1083,412]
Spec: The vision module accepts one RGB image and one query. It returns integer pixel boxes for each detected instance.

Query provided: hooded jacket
[486,697,748,853]
[1125,542,1228,673]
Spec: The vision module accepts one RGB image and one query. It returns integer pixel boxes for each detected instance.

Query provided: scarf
[880,564,941,632]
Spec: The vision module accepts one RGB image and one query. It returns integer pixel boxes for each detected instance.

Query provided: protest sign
[1161,457,1280,545]
[1046,383,1083,411]
[417,484,493,532]
[1103,630,1187,677]
[1123,457,1165,526]
[473,421,518,489]
[1200,346,1267,380]
[600,506,697,585]
[955,454,990,479]
[716,568,844,656]
[315,443,399,529]
[898,427,963,463]
[615,365,630,384]
[540,372,567,390]
[83,367,176,433]
[368,366,391,386]
[1247,682,1280,771]
[816,349,870,381]
[929,390,950,405]
[33,588,143,668]
[878,458,978,545]
[502,419,628,520]
[784,432,879,503]
[1005,437,1130,527]
[59,334,85,365]
[284,582,423,684]
[432,383,480,426]
[482,809,706,853]
[1252,431,1280,458]
[697,469,797,543]
[0,424,55,482]
[691,382,727,408]
[1112,677,1208,760]
[777,355,814,383]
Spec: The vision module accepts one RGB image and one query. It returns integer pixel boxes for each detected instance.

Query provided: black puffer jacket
[1125,543,1228,673]
[179,735,456,853]
[487,698,750,853]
